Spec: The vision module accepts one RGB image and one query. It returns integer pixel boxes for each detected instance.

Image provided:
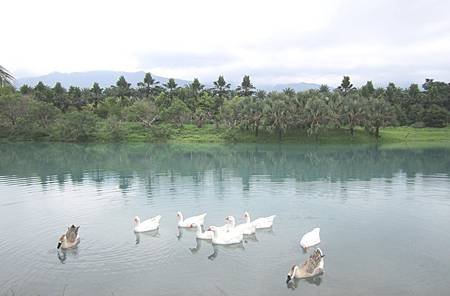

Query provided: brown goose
[57,225,80,249]
[286,248,324,283]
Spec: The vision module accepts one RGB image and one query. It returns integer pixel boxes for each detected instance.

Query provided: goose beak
[286,275,292,283]
[57,241,62,249]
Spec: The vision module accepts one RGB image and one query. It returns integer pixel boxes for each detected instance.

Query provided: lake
[0,142,449,296]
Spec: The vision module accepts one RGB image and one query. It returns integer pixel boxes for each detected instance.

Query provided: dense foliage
[0,74,449,142]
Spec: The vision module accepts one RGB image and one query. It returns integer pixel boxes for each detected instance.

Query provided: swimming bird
[205,217,233,236]
[226,216,256,235]
[177,212,207,228]
[192,223,213,240]
[57,225,80,249]
[243,212,276,229]
[134,215,161,232]
[208,226,243,245]
[286,248,325,283]
[300,228,321,249]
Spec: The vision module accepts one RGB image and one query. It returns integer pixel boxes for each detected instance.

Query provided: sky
[2,0,450,86]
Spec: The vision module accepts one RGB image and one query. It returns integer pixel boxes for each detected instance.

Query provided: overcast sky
[2,0,450,86]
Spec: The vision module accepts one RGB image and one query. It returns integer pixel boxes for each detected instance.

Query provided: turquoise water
[0,143,449,295]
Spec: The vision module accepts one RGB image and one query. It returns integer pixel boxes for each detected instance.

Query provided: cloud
[136,51,237,68]
[2,0,450,86]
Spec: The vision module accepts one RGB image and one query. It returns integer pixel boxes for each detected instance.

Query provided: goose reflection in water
[255,227,275,236]
[287,275,323,290]
[190,238,212,254]
[176,227,196,241]
[135,230,159,245]
[243,233,258,243]
[57,247,79,264]
[208,242,245,261]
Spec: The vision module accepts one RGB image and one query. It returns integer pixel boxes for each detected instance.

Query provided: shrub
[95,97,123,119]
[96,116,127,141]
[411,121,425,128]
[161,99,191,127]
[51,110,99,141]
[422,104,448,128]
[148,124,173,141]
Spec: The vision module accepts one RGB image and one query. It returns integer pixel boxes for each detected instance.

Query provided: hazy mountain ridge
[262,82,321,92]
[15,71,321,91]
[15,71,190,89]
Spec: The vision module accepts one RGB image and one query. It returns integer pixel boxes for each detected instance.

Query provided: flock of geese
[57,212,324,283]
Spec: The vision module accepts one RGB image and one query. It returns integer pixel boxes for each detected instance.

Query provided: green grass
[171,124,227,143]
[379,126,450,143]
[168,124,450,147]
[2,122,449,147]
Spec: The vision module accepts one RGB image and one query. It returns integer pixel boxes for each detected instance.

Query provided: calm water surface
[0,143,449,296]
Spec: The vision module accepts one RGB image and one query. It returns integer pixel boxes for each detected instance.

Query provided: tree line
[0,71,449,142]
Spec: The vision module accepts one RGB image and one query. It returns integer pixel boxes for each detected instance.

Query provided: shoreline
[1,126,449,147]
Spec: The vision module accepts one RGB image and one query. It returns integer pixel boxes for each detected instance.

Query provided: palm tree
[163,78,178,98]
[337,76,356,96]
[137,72,161,98]
[210,76,231,128]
[212,75,231,98]
[282,87,296,98]
[188,78,204,98]
[236,75,255,97]
[264,94,292,141]
[0,65,14,87]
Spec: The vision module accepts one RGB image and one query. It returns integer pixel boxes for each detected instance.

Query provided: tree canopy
[0,72,448,142]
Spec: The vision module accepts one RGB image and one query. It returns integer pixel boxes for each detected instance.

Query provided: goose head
[57,234,66,249]
[176,211,183,222]
[286,265,299,283]
[243,212,250,223]
[134,216,141,225]
[316,248,324,258]
[225,216,236,227]
[207,226,217,233]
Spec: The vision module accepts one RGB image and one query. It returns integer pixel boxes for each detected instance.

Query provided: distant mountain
[15,71,321,92]
[15,71,191,89]
[264,82,321,92]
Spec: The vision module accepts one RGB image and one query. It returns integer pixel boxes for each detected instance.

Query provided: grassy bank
[2,123,449,146]
[141,124,450,146]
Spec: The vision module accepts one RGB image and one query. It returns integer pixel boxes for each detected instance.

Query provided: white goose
[134,215,161,232]
[300,228,321,249]
[57,225,80,249]
[243,212,276,229]
[192,223,213,240]
[209,216,234,233]
[177,212,207,228]
[208,226,243,245]
[226,216,256,235]
[286,248,325,283]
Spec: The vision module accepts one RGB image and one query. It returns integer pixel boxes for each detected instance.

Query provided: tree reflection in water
[0,143,449,194]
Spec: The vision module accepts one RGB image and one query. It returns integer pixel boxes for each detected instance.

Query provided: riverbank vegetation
[0,70,449,144]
